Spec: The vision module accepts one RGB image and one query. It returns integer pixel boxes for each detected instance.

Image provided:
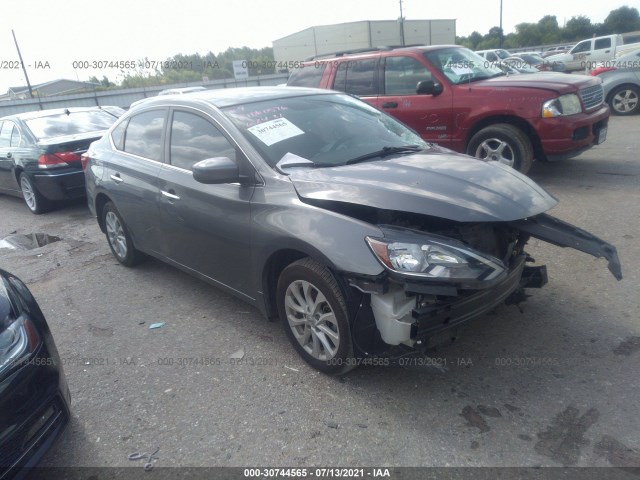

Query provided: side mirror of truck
[417,80,443,96]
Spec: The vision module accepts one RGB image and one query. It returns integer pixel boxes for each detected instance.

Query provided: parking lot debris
[230,348,245,359]
[284,366,299,372]
[128,447,160,471]
[149,322,165,329]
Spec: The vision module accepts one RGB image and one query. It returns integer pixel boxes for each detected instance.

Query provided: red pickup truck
[287,45,610,173]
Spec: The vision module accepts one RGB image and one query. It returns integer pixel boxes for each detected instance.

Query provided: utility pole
[499,0,503,47]
[399,0,405,46]
[12,30,35,99]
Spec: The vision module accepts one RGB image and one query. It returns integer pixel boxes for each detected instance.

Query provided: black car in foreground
[0,106,123,214]
[0,269,71,479]
[85,87,622,374]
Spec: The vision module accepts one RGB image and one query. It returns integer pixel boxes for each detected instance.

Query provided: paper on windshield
[248,118,304,146]
[450,65,473,75]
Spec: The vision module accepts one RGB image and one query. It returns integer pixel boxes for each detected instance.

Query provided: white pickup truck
[548,33,640,72]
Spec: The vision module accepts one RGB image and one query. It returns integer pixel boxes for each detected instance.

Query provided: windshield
[222,93,426,169]
[424,47,503,85]
[25,110,119,140]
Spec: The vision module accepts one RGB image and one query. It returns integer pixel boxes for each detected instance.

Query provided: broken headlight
[366,231,505,282]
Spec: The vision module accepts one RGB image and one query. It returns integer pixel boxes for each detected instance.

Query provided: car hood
[289,152,557,222]
[474,73,601,94]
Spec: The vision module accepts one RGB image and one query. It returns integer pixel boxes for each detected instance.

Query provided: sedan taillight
[38,152,81,168]
[591,67,616,76]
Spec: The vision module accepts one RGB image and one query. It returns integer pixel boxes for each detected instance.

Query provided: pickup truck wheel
[609,85,639,116]
[19,173,51,214]
[277,258,356,375]
[103,201,142,267]
[467,124,534,174]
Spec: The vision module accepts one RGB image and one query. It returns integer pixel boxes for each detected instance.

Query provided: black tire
[19,173,52,214]
[277,258,356,375]
[102,201,142,267]
[608,85,640,116]
[466,124,534,174]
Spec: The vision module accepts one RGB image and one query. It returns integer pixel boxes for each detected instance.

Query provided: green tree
[604,6,640,33]
[564,15,594,41]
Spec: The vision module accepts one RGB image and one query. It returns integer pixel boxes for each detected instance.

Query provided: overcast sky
[0,0,634,92]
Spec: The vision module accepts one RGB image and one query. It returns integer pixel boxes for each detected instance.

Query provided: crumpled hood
[290,152,558,223]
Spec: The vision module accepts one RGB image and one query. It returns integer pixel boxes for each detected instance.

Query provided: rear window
[287,63,327,88]
[24,110,118,140]
[332,59,377,96]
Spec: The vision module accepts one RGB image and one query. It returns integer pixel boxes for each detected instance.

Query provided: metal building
[273,19,456,64]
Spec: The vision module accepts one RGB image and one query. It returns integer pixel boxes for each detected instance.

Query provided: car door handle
[161,190,180,201]
[382,102,398,108]
[110,174,123,184]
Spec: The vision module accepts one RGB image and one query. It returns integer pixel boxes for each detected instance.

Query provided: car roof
[1,106,114,122]
[130,86,337,109]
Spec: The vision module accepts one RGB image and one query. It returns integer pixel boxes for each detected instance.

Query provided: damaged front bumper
[347,213,621,354]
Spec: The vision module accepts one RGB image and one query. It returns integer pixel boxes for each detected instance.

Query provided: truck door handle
[6,152,11,158]
[161,190,180,201]
[110,174,123,184]
[382,102,398,108]
[605,50,610,53]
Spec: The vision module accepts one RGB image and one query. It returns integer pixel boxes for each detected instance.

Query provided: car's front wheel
[608,85,639,116]
[19,173,51,214]
[466,124,534,174]
[277,258,355,375]
[102,201,141,267]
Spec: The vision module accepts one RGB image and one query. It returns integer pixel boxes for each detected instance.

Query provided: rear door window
[287,63,327,87]
[0,122,12,148]
[123,110,166,161]
[331,59,377,96]
[594,38,611,50]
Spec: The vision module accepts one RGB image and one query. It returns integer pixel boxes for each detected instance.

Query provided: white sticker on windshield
[248,118,304,146]
[450,65,473,75]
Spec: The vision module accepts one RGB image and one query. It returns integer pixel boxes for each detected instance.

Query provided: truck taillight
[38,152,81,168]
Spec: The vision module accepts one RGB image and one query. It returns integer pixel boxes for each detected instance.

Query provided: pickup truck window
[573,41,591,54]
[384,56,432,95]
[594,38,611,49]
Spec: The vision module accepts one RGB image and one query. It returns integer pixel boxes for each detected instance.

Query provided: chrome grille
[579,84,604,111]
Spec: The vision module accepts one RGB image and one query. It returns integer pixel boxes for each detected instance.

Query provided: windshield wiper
[344,145,423,165]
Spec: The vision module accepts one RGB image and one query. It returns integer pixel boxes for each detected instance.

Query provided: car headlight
[0,316,40,376]
[366,232,505,282]
[542,94,582,117]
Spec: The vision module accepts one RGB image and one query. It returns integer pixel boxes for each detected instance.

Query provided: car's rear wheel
[609,85,639,116]
[466,124,534,174]
[103,201,141,267]
[19,173,51,214]
[277,258,355,375]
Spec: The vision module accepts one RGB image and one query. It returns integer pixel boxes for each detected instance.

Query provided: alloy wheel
[284,280,340,361]
[105,211,127,260]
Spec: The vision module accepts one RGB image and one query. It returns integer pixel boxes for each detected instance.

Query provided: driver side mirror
[192,157,240,184]
[416,80,443,96]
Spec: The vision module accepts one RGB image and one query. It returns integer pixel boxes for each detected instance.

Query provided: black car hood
[290,152,557,222]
